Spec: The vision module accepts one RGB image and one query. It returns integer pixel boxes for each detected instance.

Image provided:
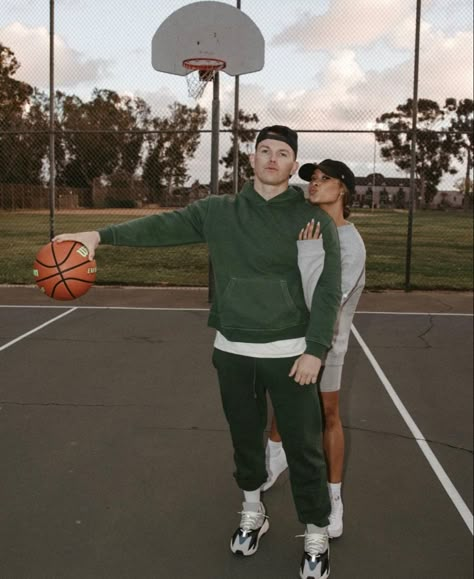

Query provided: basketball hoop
[183,58,226,99]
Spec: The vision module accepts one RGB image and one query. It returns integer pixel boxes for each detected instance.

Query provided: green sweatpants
[212,348,330,526]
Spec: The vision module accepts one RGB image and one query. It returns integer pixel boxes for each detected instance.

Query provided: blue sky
[1,0,473,186]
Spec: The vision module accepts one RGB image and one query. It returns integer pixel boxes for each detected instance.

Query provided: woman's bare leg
[320,391,344,483]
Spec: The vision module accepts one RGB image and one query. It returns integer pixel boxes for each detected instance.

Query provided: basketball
[33,241,97,301]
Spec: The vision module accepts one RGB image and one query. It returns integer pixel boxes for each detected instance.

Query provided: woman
[263,159,366,541]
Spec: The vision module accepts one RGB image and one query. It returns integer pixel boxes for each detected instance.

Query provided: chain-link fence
[0,0,472,290]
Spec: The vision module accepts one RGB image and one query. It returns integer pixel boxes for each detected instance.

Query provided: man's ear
[249,153,255,170]
[291,160,299,177]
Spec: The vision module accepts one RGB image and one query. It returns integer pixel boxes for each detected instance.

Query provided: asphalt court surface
[0,287,472,579]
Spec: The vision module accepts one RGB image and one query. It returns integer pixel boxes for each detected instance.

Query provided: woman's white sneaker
[261,445,288,491]
[328,495,343,539]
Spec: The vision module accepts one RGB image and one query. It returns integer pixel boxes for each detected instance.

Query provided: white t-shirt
[214,331,306,358]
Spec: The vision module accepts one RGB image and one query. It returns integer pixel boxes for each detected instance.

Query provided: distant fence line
[0,180,469,213]
[0,183,84,210]
[0,181,212,210]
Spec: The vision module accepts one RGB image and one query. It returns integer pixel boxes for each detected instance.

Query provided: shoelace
[295,533,328,558]
[237,509,269,533]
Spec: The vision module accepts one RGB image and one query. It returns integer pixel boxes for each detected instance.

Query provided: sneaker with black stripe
[230,501,269,556]
[299,529,330,579]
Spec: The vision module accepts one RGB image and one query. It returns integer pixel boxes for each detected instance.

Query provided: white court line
[0,308,77,352]
[357,311,473,317]
[351,323,473,535]
[0,305,472,316]
[0,305,209,311]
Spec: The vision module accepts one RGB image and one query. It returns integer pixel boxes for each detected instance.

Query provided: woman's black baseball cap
[299,159,355,194]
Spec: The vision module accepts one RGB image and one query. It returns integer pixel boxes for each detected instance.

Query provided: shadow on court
[0,287,472,579]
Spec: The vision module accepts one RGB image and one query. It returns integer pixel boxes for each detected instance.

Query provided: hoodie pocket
[219,277,300,331]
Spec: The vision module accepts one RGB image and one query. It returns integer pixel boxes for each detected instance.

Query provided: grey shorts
[319,364,342,393]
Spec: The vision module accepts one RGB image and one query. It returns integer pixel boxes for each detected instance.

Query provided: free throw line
[351,323,473,535]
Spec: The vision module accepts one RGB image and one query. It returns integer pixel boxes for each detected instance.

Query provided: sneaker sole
[230,519,270,557]
[328,528,343,539]
[299,569,330,579]
[261,466,288,492]
[328,524,343,539]
[299,558,330,579]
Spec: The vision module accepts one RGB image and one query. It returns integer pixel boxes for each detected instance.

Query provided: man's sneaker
[299,530,330,579]
[261,445,288,491]
[328,495,343,539]
[230,501,269,556]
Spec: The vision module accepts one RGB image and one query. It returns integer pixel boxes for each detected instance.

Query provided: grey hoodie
[297,222,366,372]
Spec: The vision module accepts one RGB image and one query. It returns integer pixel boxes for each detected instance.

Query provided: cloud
[263,17,473,132]
[210,19,472,188]
[259,0,474,134]
[347,29,473,119]
[417,30,473,99]
[272,0,422,51]
[0,22,112,89]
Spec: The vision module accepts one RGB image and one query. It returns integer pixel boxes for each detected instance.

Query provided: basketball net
[183,58,225,100]
[186,69,216,99]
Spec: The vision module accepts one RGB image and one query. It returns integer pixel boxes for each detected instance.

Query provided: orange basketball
[33,241,97,301]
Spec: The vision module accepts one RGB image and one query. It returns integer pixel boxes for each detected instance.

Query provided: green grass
[349,209,473,290]
[1,209,472,290]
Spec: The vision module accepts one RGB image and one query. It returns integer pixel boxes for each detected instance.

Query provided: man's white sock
[267,439,283,455]
[244,489,261,504]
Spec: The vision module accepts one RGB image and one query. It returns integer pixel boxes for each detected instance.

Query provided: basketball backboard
[152,1,264,77]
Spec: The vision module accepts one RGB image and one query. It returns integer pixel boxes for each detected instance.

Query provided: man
[54,125,341,579]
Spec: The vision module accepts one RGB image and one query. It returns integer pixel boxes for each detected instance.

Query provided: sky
[1,0,473,188]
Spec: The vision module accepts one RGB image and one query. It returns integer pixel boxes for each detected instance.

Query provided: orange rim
[182,58,226,71]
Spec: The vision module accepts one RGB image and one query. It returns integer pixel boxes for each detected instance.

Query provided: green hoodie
[98,182,341,358]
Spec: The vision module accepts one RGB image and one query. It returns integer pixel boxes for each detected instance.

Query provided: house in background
[353,173,413,208]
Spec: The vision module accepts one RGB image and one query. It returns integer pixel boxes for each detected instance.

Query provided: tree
[375,98,462,205]
[0,44,48,185]
[447,98,473,201]
[55,89,151,205]
[142,102,207,205]
[219,109,259,192]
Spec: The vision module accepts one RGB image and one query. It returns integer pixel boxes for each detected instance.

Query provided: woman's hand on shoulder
[299,219,321,241]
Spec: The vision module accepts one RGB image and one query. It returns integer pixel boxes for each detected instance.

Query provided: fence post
[405,0,422,291]
[49,0,56,239]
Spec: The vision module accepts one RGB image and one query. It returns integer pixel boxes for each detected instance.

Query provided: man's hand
[53,231,101,260]
[289,354,322,385]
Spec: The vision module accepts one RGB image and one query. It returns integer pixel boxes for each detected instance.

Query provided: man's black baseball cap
[255,125,298,156]
[299,159,356,194]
